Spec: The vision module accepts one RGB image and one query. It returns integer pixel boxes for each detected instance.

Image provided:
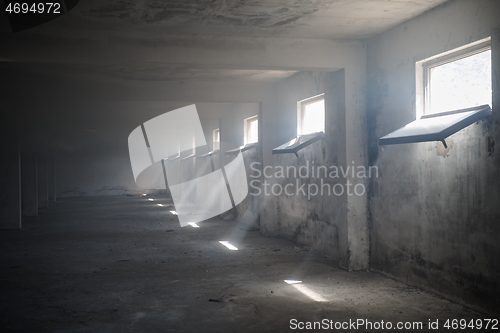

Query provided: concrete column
[258,97,280,236]
[0,142,21,229]
[49,151,57,202]
[38,153,49,209]
[21,150,38,217]
[343,63,369,271]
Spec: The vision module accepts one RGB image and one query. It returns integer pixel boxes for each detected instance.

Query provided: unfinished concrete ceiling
[69,0,450,39]
[1,0,450,83]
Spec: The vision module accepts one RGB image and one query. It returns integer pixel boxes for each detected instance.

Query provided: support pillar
[21,150,38,217]
[0,142,21,229]
[38,153,49,209]
[49,151,57,202]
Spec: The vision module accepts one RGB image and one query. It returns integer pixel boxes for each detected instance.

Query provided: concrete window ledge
[272,132,324,155]
[199,150,220,158]
[379,105,491,148]
[225,142,258,156]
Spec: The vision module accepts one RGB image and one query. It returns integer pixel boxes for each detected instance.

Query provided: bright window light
[219,241,238,250]
[421,38,491,115]
[188,222,200,228]
[284,280,302,284]
[298,95,325,135]
[213,128,220,150]
[170,211,178,215]
[284,280,327,302]
[293,284,327,302]
[148,198,154,201]
[190,136,196,155]
[244,115,258,144]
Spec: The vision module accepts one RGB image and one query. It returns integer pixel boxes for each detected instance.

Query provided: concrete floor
[0,196,488,332]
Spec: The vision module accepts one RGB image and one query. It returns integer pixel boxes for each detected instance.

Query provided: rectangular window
[420,38,491,115]
[181,136,196,160]
[298,94,325,135]
[244,115,258,144]
[213,128,220,151]
[380,38,493,147]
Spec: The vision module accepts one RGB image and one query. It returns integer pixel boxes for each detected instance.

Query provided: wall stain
[487,136,495,156]
[436,138,453,158]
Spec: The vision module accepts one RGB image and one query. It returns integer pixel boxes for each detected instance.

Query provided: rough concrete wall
[258,67,368,270]
[344,63,369,271]
[265,71,346,260]
[52,102,258,197]
[258,92,281,237]
[0,107,21,229]
[58,146,138,197]
[237,148,260,227]
[216,104,260,223]
[367,0,500,314]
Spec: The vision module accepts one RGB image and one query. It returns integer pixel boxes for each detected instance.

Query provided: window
[298,94,325,135]
[213,128,220,150]
[418,37,491,116]
[380,38,492,147]
[225,116,258,156]
[273,94,326,155]
[244,115,258,144]
[168,143,181,160]
[190,136,196,154]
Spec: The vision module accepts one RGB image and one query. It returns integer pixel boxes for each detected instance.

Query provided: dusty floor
[0,195,491,332]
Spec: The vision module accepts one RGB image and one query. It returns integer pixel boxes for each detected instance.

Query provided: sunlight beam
[219,241,238,250]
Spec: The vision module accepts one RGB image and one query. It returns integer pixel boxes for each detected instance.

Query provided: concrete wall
[0,107,21,229]
[200,104,261,225]
[275,71,344,261]
[237,148,260,227]
[367,0,500,314]
[257,70,369,269]
[51,101,258,197]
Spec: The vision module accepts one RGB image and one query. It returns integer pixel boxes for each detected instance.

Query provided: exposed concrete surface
[367,0,500,315]
[37,154,49,209]
[259,70,368,271]
[21,102,258,198]
[0,196,490,332]
[21,151,38,217]
[0,134,21,230]
[51,0,450,40]
[236,148,260,229]
[2,0,497,320]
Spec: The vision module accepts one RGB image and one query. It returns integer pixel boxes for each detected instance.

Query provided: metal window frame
[420,38,491,116]
[213,128,220,151]
[244,115,258,145]
[297,93,325,136]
